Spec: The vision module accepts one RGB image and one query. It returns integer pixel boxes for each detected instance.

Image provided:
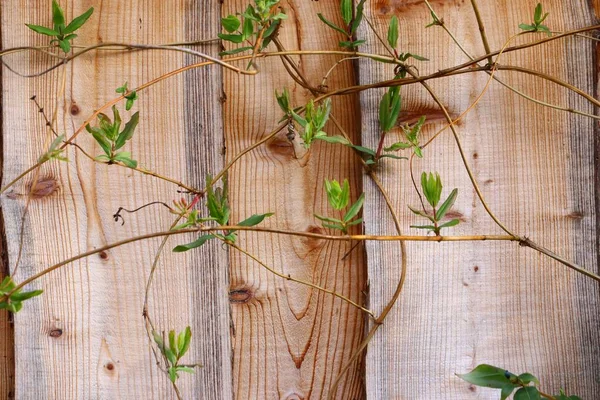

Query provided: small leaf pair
[85,105,140,168]
[26,1,94,53]
[38,134,68,163]
[318,0,366,49]
[409,172,459,235]
[116,82,138,111]
[0,276,43,313]
[519,3,551,36]
[315,135,406,166]
[379,85,402,133]
[315,179,364,234]
[386,16,428,64]
[292,99,332,148]
[457,364,581,400]
[384,116,426,158]
[152,327,197,383]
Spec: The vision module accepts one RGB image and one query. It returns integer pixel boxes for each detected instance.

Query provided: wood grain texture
[358,0,600,399]
[1,1,231,398]
[221,0,367,398]
[0,4,15,398]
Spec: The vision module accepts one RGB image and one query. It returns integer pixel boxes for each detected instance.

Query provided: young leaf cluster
[219,0,287,56]
[292,99,332,148]
[318,0,366,49]
[152,327,196,383]
[315,179,364,234]
[0,277,43,313]
[409,172,459,235]
[387,16,428,70]
[519,3,550,36]
[39,134,68,163]
[116,82,138,111]
[384,116,425,158]
[458,364,581,400]
[26,0,93,53]
[173,176,273,252]
[85,105,140,168]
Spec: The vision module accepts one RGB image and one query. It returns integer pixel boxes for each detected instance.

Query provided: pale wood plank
[358,1,600,398]
[1,1,230,398]
[222,0,366,398]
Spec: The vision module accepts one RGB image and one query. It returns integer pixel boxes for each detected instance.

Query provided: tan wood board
[1,1,232,398]
[358,1,600,399]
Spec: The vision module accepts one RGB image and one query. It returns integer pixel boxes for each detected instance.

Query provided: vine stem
[225,240,375,318]
[0,226,533,301]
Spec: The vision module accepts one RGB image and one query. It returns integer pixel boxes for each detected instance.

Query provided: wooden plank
[221,0,366,398]
[1,1,230,398]
[0,4,15,397]
[358,1,600,399]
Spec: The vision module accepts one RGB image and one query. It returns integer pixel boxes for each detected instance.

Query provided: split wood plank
[358,0,600,399]
[1,1,231,398]
[222,0,367,398]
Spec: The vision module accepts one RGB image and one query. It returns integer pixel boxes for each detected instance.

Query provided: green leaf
[242,17,254,39]
[221,15,241,33]
[64,6,94,34]
[173,235,215,253]
[179,326,192,357]
[408,205,435,222]
[322,223,345,231]
[317,13,348,35]
[436,188,458,221]
[410,224,436,231]
[315,214,343,224]
[514,387,541,400]
[115,112,139,150]
[25,24,59,36]
[555,389,582,400]
[439,219,460,229]
[237,213,274,227]
[351,145,376,157]
[169,330,177,357]
[176,366,195,374]
[58,39,71,53]
[534,3,543,23]
[220,46,254,56]
[86,125,112,156]
[52,0,65,27]
[501,384,516,400]
[384,141,412,152]
[343,193,365,222]
[341,0,352,25]
[316,135,351,146]
[457,364,517,389]
[519,23,536,32]
[112,152,137,168]
[350,0,366,34]
[387,16,399,50]
[518,373,540,386]
[218,33,245,43]
[10,289,43,302]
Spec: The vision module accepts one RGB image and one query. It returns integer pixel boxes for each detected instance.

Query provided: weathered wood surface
[1,1,231,399]
[359,0,600,399]
[222,0,366,398]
